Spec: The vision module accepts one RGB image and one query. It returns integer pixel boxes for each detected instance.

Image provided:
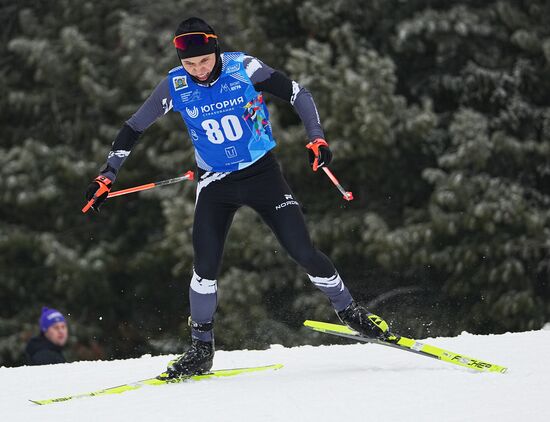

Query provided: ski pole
[321,167,354,201]
[305,141,353,201]
[107,170,194,198]
[82,170,194,213]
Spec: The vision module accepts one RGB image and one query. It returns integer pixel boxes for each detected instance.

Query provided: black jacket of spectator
[25,334,66,365]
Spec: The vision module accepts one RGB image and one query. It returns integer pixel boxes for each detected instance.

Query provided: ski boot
[158,338,214,380]
[337,301,394,341]
[158,320,215,380]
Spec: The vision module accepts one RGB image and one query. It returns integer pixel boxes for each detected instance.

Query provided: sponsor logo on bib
[173,76,188,91]
[225,63,240,73]
[186,106,199,118]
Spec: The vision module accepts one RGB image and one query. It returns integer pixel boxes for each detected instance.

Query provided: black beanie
[174,17,217,59]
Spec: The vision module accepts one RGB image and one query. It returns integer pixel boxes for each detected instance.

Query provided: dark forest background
[1,0,549,366]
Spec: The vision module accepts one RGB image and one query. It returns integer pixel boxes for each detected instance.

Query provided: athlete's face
[181,53,216,82]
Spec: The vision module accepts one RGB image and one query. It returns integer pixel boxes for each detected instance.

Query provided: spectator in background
[25,307,68,365]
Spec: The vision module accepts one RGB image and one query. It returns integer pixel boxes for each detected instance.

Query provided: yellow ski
[304,320,507,373]
[30,363,283,405]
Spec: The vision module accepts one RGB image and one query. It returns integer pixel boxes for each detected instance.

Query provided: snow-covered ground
[2,329,549,421]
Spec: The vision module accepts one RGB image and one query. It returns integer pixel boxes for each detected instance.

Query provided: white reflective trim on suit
[308,273,344,292]
[196,171,229,203]
[108,150,131,159]
[190,271,218,294]
[290,80,301,105]
[244,57,263,78]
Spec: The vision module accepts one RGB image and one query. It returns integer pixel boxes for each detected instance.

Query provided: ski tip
[29,399,47,405]
[303,320,323,332]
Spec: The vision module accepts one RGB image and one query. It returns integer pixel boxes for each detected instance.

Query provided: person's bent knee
[192,260,219,281]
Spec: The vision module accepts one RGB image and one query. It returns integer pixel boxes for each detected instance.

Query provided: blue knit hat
[39,307,66,332]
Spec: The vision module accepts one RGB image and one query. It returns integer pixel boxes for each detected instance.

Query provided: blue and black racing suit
[98,52,353,341]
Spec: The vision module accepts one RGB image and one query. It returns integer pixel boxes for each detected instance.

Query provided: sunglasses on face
[172,32,218,50]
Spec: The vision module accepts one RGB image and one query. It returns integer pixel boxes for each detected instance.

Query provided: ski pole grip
[306,139,329,172]
[81,182,110,213]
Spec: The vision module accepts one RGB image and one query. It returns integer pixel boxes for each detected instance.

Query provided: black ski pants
[193,152,335,280]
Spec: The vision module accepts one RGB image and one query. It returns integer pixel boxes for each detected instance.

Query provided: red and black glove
[84,175,112,212]
[306,138,332,171]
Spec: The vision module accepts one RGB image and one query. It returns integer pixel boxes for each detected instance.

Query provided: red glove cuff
[94,175,112,188]
[307,138,328,150]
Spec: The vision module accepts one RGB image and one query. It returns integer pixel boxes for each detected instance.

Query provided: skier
[25,307,68,366]
[85,17,391,378]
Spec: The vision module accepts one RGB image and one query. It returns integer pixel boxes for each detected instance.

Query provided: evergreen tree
[1,0,549,366]
[1,0,185,365]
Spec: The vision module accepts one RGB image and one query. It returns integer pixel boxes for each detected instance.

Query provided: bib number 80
[201,115,243,144]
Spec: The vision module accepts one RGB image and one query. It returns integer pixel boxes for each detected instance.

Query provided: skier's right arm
[85,77,173,211]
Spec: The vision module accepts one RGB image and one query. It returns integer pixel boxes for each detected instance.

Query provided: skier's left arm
[244,56,332,170]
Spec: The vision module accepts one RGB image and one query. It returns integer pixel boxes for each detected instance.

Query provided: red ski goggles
[172,32,218,50]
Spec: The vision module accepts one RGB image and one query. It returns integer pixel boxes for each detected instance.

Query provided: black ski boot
[158,338,215,380]
[337,301,392,341]
[158,320,215,380]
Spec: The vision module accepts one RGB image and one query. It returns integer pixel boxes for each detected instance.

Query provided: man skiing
[85,17,390,378]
